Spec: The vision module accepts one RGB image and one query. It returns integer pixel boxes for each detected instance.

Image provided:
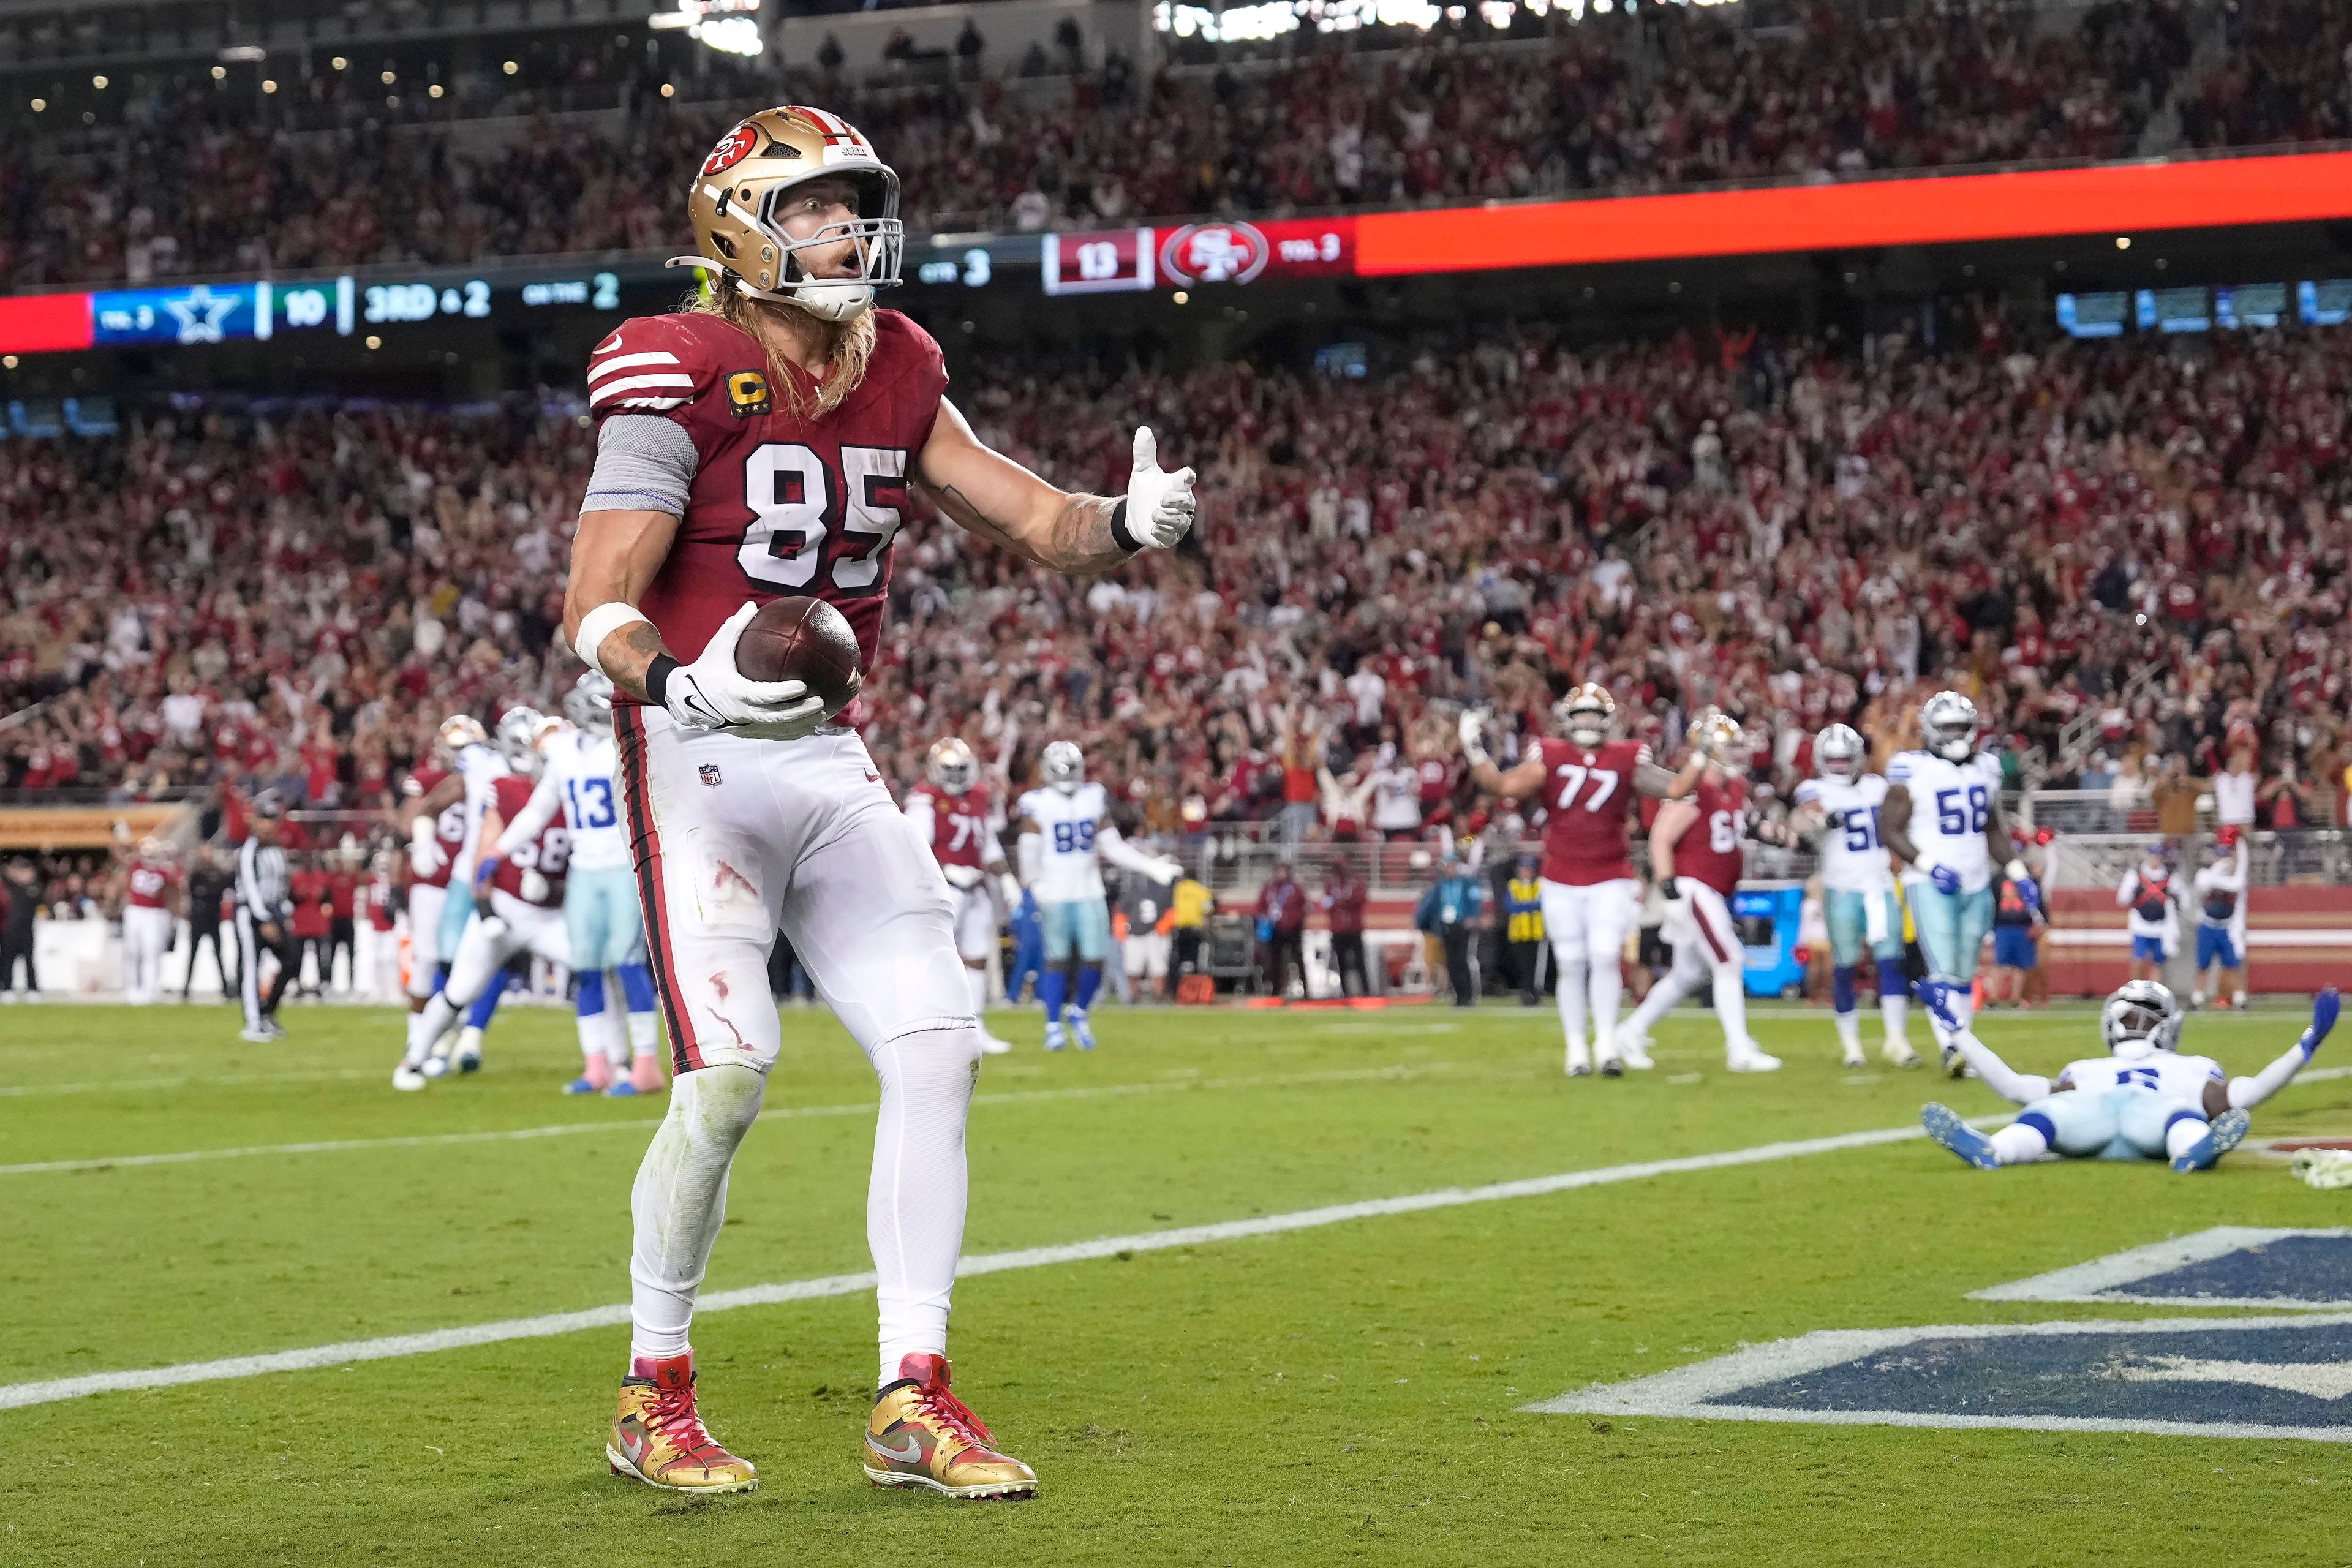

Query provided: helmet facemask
[1042,741,1085,795]
[2101,981,2184,1058]
[928,738,978,796]
[674,108,905,324]
[1815,723,1863,782]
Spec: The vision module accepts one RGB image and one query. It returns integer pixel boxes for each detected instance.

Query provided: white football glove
[662,601,828,741]
[997,873,1024,909]
[407,818,447,879]
[1121,427,1197,550]
[1145,855,1183,887]
[1458,710,1490,766]
[520,869,552,905]
[943,863,984,891]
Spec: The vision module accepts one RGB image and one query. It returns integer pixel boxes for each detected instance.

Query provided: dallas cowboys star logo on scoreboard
[162,284,240,344]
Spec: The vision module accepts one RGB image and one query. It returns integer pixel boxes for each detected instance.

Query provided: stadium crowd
[0,0,2210,287]
[7,317,2351,869]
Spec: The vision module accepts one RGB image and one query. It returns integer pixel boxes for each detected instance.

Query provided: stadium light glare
[211,66,226,81]
[92,75,108,89]
[429,84,443,99]
[331,56,347,70]
[29,98,44,112]
[262,80,277,94]
[692,17,763,55]
[380,70,396,85]
[503,61,519,75]
[2116,235,2132,250]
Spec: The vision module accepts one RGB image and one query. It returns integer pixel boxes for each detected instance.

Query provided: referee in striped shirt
[235,796,294,1042]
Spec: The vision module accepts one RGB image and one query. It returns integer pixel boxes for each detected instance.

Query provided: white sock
[596,1008,630,1068]
[1588,948,1624,1057]
[2192,990,2206,1007]
[630,1065,767,1362]
[866,1024,983,1383]
[2232,989,2247,1008]
[1711,962,1753,1057]
[1834,1010,1862,1054]
[627,1008,658,1060]
[408,995,458,1064]
[1880,993,1908,1046]
[1989,1123,2046,1164]
[1624,966,1694,1042]
[1553,948,1589,1057]
[456,1023,485,1058]
[575,1008,606,1064]
[1948,988,1975,1035]
[2166,1117,2210,1161]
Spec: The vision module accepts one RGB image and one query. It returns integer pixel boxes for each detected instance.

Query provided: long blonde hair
[684,281,875,419]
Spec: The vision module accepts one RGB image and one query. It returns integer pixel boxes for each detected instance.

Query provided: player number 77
[1554,766,1619,813]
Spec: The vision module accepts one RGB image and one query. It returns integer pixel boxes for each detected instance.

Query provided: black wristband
[646,654,680,708]
[1108,497,1141,554]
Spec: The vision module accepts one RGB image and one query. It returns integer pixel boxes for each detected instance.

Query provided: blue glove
[2301,986,2341,1062]
[472,856,502,919]
[1913,978,1962,1036]
[1929,865,1962,897]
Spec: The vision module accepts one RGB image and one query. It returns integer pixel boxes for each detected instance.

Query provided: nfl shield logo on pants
[699,763,723,788]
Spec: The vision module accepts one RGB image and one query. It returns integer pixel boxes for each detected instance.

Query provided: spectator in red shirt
[288,856,333,1000]
[1318,865,1370,997]
[1255,861,1310,1001]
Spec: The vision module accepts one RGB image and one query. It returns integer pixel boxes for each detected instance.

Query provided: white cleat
[978,1033,1012,1057]
[392,1064,428,1091]
[421,1052,451,1080]
[1841,1048,1868,1069]
[1882,1039,1921,1069]
[1565,1045,1594,1078]
[1615,1039,1656,1071]
[1727,1048,1784,1073]
[238,1027,275,1044]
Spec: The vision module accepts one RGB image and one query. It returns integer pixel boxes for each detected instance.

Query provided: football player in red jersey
[905,737,1018,1057]
[119,836,182,1005]
[1461,684,1696,1077]
[1621,710,1796,1072]
[564,105,1197,1500]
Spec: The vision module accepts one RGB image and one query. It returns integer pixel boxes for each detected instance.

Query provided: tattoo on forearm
[1045,493,1132,574]
[606,622,668,703]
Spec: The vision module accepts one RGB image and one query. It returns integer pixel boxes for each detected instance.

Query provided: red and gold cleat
[608,1353,759,1494]
[862,1354,1037,1499]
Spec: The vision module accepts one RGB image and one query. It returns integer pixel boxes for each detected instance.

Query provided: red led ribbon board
[1355,151,2352,275]
[0,292,94,354]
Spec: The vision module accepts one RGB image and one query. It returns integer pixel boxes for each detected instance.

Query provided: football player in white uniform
[1013,741,1180,1051]
[493,677,669,1095]
[1921,979,2338,1174]
[1790,723,1917,1068]
[1879,692,2010,1076]
[401,709,528,1077]
[907,738,1018,1057]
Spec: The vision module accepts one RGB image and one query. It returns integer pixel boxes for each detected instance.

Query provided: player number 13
[738,442,907,598]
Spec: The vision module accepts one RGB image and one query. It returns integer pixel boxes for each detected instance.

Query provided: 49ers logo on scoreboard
[1159,222,1272,287]
[702,125,759,177]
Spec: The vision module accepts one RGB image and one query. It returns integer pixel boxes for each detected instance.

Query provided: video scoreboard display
[2058,279,2352,337]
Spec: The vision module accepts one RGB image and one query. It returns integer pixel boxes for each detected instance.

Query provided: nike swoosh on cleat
[619,1427,646,1463]
[868,1431,926,1464]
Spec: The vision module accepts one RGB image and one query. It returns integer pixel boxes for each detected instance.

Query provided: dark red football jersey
[488,774,568,906]
[913,782,993,871]
[1537,736,1651,886]
[125,859,176,910]
[404,767,466,889]
[586,309,949,684]
[1676,771,1749,898]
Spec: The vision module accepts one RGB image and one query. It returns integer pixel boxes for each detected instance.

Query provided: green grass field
[4,994,2350,1566]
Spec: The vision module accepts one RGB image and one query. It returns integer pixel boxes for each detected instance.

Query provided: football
[734,595,863,716]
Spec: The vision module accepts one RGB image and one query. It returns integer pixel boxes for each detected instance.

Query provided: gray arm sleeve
[580,415,699,516]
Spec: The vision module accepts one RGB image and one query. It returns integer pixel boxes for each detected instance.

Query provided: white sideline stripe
[0,1119,1930,1411]
[0,1063,1458,1177]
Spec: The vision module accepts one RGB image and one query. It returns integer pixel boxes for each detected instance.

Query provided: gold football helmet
[927,737,978,796]
[671,105,903,322]
[1690,709,1747,769]
[1554,682,1616,749]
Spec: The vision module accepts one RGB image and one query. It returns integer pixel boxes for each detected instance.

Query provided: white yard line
[0,1068,375,1098]
[0,1118,1928,1411]
[0,1062,1461,1178]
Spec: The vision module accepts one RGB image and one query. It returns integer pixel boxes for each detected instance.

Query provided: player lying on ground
[1920,978,2339,1174]
[566,105,1196,1500]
